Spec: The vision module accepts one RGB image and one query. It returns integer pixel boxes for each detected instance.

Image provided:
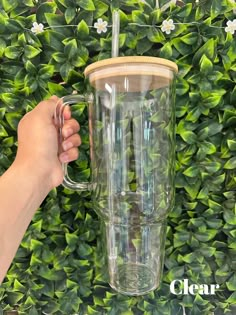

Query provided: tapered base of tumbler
[106,221,166,296]
[109,262,158,296]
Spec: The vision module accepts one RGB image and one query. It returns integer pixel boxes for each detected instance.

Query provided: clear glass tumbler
[55,56,178,295]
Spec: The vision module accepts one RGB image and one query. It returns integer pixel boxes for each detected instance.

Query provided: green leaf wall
[0,0,235,314]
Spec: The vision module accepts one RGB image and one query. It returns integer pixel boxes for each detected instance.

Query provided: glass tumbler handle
[55,94,92,191]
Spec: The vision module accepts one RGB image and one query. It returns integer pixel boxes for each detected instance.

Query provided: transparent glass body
[56,57,177,295]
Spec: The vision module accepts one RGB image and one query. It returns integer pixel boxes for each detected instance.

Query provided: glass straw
[111,9,120,109]
[109,10,120,225]
[112,10,120,58]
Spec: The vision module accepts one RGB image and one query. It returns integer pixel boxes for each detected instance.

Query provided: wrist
[12,155,53,196]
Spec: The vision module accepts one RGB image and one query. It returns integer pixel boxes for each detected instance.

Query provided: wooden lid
[85,56,178,76]
[84,56,178,92]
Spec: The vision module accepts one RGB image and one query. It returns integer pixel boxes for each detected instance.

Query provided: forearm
[0,160,50,284]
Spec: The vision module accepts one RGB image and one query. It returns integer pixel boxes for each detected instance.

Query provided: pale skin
[0,96,81,284]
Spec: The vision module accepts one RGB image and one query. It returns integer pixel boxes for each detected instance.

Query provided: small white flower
[161,19,175,34]
[225,19,236,35]
[94,18,108,34]
[31,21,44,34]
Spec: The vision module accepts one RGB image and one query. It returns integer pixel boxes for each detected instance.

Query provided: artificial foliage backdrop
[0,0,236,314]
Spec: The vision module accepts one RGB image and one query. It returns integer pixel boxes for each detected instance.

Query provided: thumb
[49,95,71,120]
[37,95,59,115]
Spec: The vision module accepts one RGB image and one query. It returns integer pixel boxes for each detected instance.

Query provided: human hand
[15,95,81,190]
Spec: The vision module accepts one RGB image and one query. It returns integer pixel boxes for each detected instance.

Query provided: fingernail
[60,153,69,163]
[62,141,73,151]
[63,128,73,138]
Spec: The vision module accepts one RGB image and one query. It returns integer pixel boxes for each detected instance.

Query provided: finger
[37,96,59,117]
[62,133,81,151]
[59,147,79,163]
[50,95,60,102]
[63,105,71,120]
[62,119,80,138]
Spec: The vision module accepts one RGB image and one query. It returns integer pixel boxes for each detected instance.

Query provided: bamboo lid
[84,56,178,92]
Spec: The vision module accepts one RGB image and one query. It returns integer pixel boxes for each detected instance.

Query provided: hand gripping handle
[55,94,92,191]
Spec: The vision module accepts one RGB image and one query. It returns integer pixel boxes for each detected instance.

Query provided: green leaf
[180,32,198,45]
[13,279,25,293]
[76,0,95,11]
[179,130,197,144]
[1,0,18,12]
[30,239,43,251]
[5,112,22,130]
[167,266,185,281]
[132,10,147,24]
[200,54,213,73]
[199,246,216,257]
[24,45,41,59]
[176,78,189,95]
[172,38,191,56]
[202,161,221,174]
[65,7,76,24]
[119,33,126,48]
[176,3,192,18]
[126,32,138,49]
[182,252,196,263]
[185,107,201,123]
[38,265,65,281]
[94,0,109,18]
[36,2,57,23]
[64,38,78,59]
[226,291,236,303]
[192,38,216,65]
[60,62,74,81]
[211,0,229,19]
[77,19,90,38]
[65,232,79,247]
[0,39,6,57]
[183,165,200,178]
[4,291,24,305]
[147,27,165,43]
[227,139,236,151]
[159,42,172,59]
[38,64,54,79]
[198,141,216,155]
[197,122,223,140]
[207,70,223,82]
[223,210,236,225]
[137,38,153,54]
[226,273,236,291]
[25,60,37,74]
[184,180,201,199]
[203,94,222,108]
[39,30,64,51]
[2,136,14,147]
[48,82,68,97]
[195,229,217,242]
[52,52,66,63]
[1,93,19,105]
[224,157,236,170]
[87,305,101,315]
[45,13,66,28]
[4,45,22,59]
